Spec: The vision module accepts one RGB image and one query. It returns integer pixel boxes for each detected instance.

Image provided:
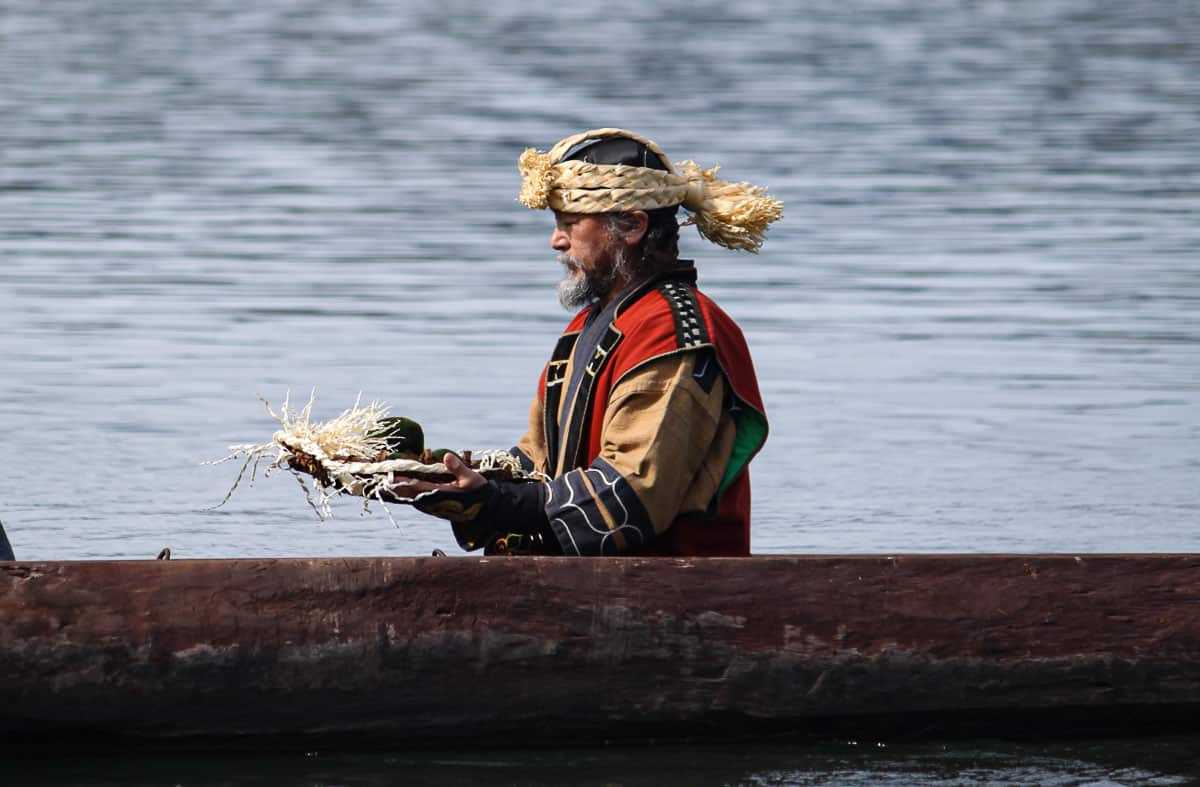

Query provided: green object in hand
[428,448,461,463]
[370,416,424,458]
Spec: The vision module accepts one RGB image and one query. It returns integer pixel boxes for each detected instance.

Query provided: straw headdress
[517,128,783,253]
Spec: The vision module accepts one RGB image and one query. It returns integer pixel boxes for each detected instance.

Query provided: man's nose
[550,226,568,251]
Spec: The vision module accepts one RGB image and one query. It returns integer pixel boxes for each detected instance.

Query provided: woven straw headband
[517,128,783,253]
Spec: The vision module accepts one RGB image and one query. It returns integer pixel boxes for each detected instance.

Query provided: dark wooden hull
[2,555,1199,747]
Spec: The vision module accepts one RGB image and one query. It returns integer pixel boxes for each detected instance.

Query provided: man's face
[551,212,624,309]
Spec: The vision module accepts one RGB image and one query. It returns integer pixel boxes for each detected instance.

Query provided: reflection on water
[1,1,1197,562]
[14,735,1200,786]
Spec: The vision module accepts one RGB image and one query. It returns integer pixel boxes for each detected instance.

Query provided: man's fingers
[444,453,486,489]
[388,475,465,497]
[387,476,438,499]
[444,452,467,477]
[387,457,485,502]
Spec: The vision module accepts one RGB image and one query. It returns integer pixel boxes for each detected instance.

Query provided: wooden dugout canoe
[1,554,1199,748]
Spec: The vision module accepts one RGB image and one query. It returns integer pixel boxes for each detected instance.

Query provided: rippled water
[2,1,1199,780]
[4,0,1197,561]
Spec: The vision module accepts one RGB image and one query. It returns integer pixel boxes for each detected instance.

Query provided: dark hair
[606,206,680,278]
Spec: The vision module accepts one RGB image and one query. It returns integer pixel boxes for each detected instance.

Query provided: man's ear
[623,210,649,246]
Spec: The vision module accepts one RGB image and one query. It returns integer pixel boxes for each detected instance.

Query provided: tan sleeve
[512,391,551,476]
[596,350,735,535]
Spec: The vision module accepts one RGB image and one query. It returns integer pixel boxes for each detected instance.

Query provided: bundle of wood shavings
[210,392,530,522]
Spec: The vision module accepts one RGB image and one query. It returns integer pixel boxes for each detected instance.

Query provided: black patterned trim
[658,280,710,349]
[545,459,655,556]
[556,324,623,475]
[543,332,578,469]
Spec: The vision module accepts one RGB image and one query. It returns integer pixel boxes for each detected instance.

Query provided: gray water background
[2,1,1199,783]
[2,0,1198,561]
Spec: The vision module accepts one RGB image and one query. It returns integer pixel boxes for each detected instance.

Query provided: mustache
[558,253,583,272]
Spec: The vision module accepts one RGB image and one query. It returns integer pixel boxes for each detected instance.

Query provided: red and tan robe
[508,264,768,556]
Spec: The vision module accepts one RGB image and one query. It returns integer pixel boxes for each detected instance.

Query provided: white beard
[557,255,598,309]
[556,246,634,310]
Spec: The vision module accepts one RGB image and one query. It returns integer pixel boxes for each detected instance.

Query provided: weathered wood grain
[1,555,1198,744]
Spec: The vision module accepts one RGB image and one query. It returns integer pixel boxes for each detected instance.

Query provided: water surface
[2,0,1197,560]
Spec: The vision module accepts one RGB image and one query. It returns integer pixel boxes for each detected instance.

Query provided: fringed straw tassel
[677,161,784,253]
[517,148,556,209]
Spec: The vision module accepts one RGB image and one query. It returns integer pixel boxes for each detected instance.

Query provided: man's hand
[386,453,552,550]
[386,452,487,501]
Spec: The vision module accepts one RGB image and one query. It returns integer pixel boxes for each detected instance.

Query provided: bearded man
[395,128,781,556]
